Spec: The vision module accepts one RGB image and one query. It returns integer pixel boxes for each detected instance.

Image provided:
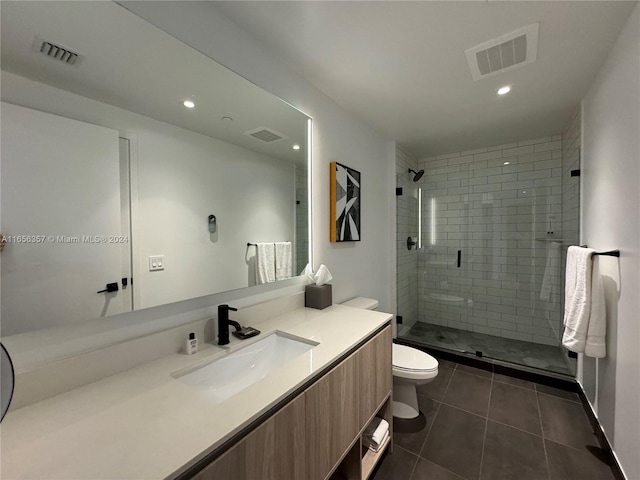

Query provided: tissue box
[305,284,332,310]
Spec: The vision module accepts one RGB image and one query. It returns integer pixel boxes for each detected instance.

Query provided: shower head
[408,168,424,182]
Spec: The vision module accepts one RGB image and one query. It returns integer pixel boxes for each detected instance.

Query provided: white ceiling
[0,1,309,164]
[213,1,637,158]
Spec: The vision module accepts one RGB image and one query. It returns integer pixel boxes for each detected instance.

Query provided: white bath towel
[256,243,276,285]
[585,256,606,358]
[540,241,561,302]
[275,242,293,281]
[562,246,606,357]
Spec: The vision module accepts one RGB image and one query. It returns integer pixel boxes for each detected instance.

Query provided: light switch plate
[149,255,164,271]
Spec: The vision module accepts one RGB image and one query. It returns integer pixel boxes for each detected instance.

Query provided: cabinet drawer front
[359,326,392,426]
[195,395,305,480]
[305,353,360,480]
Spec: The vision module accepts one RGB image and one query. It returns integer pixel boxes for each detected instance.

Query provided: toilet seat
[392,344,438,380]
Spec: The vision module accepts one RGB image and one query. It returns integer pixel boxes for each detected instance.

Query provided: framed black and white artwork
[330,161,361,242]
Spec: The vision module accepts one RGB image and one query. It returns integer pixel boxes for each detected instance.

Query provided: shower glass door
[398,158,576,377]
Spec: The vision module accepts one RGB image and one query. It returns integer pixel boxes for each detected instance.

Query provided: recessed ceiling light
[497,86,511,95]
[292,144,301,150]
[182,99,195,109]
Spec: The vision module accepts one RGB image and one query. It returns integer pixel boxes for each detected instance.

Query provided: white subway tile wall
[415,135,567,346]
[396,147,419,333]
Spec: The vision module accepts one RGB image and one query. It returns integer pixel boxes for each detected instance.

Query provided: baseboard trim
[576,384,627,480]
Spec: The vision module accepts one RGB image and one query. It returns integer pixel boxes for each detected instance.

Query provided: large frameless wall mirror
[0,1,311,337]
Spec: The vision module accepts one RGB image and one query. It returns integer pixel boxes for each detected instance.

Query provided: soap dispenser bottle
[186,332,198,355]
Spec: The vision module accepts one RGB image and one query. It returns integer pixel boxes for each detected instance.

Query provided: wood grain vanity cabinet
[357,326,392,427]
[193,395,305,480]
[306,352,360,480]
[190,324,392,480]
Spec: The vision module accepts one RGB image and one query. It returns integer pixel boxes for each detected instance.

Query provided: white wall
[122,1,396,312]
[1,72,296,312]
[581,4,640,479]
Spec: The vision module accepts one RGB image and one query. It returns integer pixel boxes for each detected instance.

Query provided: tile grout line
[535,386,581,404]
[412,363,457,478]
[477,371,493,480]
[535,388,552,480]
[409,400,443,480]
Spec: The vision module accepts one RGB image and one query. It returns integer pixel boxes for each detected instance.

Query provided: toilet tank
[341,297,379,311]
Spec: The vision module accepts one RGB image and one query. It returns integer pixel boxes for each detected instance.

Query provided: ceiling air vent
[244,127,288,143]
[465,23,539,81]
[32,36,84,66]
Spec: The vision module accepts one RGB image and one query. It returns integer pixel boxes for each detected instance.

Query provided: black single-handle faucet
[217,304,241,345]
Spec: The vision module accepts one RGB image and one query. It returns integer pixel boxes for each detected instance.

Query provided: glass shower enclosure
[396,142,578,377]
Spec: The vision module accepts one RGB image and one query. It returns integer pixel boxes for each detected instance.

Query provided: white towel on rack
[275,242,292,281]
[562,246,606,357]
[585,256,606,358]
[540,241,561,302]
[256,243,276,285]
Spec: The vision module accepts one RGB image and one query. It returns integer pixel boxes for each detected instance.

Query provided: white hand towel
[366,430,389,452]
[562,246,595,353]
[371,418,389,445]
[585,256,606,358]
[540,241,561,302]
[256,243,275,285]
[275,242,292,281]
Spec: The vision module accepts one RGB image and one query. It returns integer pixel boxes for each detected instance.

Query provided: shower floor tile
[402,322,574,376]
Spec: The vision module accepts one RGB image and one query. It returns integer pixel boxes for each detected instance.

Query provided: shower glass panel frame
[397,159,576,377]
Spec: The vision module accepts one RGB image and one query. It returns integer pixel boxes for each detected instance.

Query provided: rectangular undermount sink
[173,332,318,404]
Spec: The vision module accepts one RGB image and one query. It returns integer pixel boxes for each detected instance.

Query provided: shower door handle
[457,250,461,268]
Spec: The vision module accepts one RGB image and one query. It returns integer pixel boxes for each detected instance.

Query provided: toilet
[341,297,439,420]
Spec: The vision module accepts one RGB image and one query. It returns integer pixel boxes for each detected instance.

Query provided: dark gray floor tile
[493,372,535,390]
[456,363,493,379]
[411,458,465,480]
[434,357,458,369]
[536,383,580,402]
[489,382,541,435]
[421,404,486,480]
[546,439,615,480]
[480,421,548,480]
[538,393,599,449]
[372,445,418,480]
[394,397,440,455]
[416,366,454,401]
[443,370,491,416]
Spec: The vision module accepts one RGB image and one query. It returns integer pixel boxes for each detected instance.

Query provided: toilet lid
[392,344,438,372]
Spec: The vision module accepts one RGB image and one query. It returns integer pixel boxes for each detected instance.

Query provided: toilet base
[393,380,420,419]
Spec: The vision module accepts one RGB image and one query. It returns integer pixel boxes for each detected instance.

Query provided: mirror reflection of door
[1,102,133,336]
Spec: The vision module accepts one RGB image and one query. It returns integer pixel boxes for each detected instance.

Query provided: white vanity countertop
[1,305,392,480]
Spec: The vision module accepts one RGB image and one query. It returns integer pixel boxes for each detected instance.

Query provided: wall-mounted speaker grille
[244,127,288,143]
[465,23,539,81]
[32,36,83,66]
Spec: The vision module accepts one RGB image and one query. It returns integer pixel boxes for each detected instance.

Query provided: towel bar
[593,250,620,257]
[579,245,620,257]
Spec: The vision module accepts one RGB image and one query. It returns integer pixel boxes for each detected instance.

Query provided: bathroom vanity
[0,297,392,480]
[193,324,392,480]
